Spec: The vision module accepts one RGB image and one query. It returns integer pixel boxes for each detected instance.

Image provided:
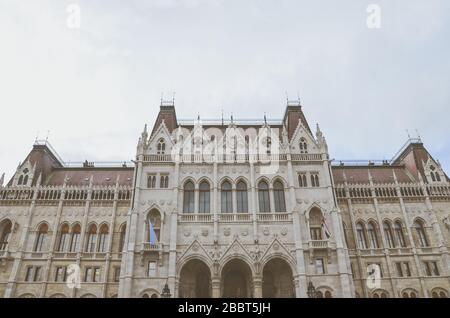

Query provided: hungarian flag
[322,217,332,239]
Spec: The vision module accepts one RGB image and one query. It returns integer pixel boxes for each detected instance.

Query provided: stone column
[253,277,263,298]
[211,278,221,298]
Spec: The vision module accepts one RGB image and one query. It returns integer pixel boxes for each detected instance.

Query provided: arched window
[414,220,429,247]
[147,210,161,242]
[198,181,210,213]
[273,181,286,212]
[383,221,395,248]
[0,219,12,251]
[394,221,406,247]
[160,175,169,188]
[18,175,23,185]
[57,224,70,252]
[183,181,195,213]
[316,291,323,298]
[299,138,308,154]
[367,222,380,249]
[34,223,48,252]
[119,224,126,253]
[324,291,332,298]
[436,173,441,182]
[221,181,233,213]
[236,181,248,213]
[23,175,29,185]
[265,137,272,155]
[69,224,81,252]
[298,174,307,187]
[356,222,368,249]
[309,208,323,240]
[97,224,109,252]
[258,181,270,213]
[147,175,156,188]
[157,139,166,155]
[86,224,98,253]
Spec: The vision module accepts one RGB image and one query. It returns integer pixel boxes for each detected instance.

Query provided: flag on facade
[148,220,157,245]
[322,217,332,239]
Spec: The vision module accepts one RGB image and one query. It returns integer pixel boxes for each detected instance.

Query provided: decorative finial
[264,113,267,125]
[406,129,411,140]
[0,173,4,187]
[221,109,224,126]
[415,129,422,142]
[231,113,234,124]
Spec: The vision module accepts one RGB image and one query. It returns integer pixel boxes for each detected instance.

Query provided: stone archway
[221,259,253,298]
[262,258,295,298]
[179,259,212,298]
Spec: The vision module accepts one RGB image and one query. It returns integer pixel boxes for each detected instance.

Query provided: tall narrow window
[148,209,161,242]
[160,175,169,188]
[258,181,270,213]
[356,222,368,249]
[69,224,81,252]
[57,224,70,252]
[309,208,323,240]
[311,174,320,187]
[367,222,379,249]
[183,181,195,213]
[34,223,48,252]
[198,181,210,213]
[221,181,233,213]
[157,139,166,155]
[236,181,248,213]
[119,224,126,253]
[298,174,307,187]
[147,175,156,188]
[0,219,12,251]
[414,220,429,247]
[273,181,286,212]
[394,221,406,247]
[97,224,109,253]
[383,221,395,248]
[86,224,98,253]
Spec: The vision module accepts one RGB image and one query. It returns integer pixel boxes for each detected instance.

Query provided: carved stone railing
[0,185,132,205]
[142,153,322,164]
[141,242,163,252]
[256,213,290,222]
[335,182,450,201]
[219,213,252,222]
[308,240,330,249]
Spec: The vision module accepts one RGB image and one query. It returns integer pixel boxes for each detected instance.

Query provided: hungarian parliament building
[0,100,449,298]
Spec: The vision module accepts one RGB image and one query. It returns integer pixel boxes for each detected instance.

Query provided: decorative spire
[0,173,4,187]
[231,113,234,124]
[36,172,42,186]
[264,113,267,125]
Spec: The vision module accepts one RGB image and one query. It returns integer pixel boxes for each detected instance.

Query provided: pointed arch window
[298,174,307,187]
[34,223,48,252]
[383,221,395,248]
[273,180,286,212]
[414,220,429,247]
[160,175,169,188]
[86,224,98,253]
[147,175,156,188]
[147,210,161,242]
[356,222,368,249]
[394,221,406,247]
[97,224,109,253]
[0,219,12,251]
[198,181,210,213]
[221,181,233,213]
[57,224,70,252]
[367,222,380,249]
[236,181,248,213]
[258,181,270,213]
[18,175,23,185]
[309,208,323,240]
[70,224,81,252]
[157,139,166,155]
[183,181,195,213]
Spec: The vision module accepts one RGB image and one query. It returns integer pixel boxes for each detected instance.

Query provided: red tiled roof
[44,168,133,186]
[332,166,415,184]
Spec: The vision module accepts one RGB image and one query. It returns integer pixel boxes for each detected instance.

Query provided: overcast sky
[1,0,449,182]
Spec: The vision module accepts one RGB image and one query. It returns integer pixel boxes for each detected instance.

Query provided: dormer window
[17,168,30,186]
[429,166,441,182]
[157,139,166,155]
[299,138,308,154]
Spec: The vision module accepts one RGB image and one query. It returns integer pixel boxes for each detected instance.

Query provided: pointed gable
[150,102,178,137]
[282,102,312,140]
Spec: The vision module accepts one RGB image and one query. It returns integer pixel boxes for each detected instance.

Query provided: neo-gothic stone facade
[1,101,450,298]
